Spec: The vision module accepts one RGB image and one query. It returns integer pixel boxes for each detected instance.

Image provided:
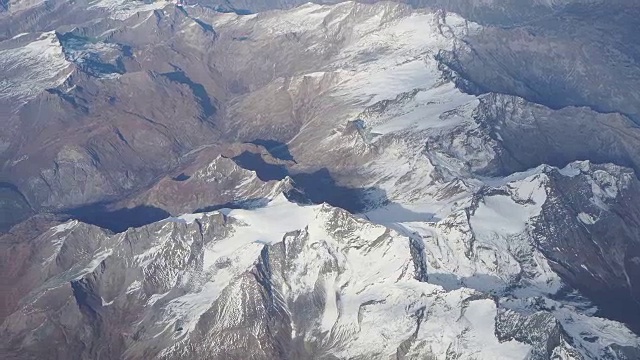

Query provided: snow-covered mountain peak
[0,31,72,106]
[7,188,640,359]
[88,0,171,20]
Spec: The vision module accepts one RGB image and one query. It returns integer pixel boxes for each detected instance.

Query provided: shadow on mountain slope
[195,198,269,213]
[162,70,217,119]
[0,182,35,233]
[427,272,506,293]
[63,141,388,232]
[246,139,296,162]
[65,203,171,233]
[292,168,383,213]
[232,151,288,181]
[436,4,640,125]
[231,143,384,213]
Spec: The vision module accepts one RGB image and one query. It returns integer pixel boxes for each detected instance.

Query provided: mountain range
[1,0,640,359]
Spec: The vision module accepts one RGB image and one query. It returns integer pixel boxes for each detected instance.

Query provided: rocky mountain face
[1,0,640,359]
[2,187,640,359]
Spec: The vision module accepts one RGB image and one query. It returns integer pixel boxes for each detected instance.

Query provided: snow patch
[50,220,78,235]
[72,248,113,280]
[42,220,79,265]
[11,33,29,40]
[218,193,317,246]
[0,31,72,105]
[577,212,598,225]
[558,161,589,177]
[471,175,548,235]
[126,280,142,294]
[88,0,171,20]
[173,213,206,224]
[101,297,114,306]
